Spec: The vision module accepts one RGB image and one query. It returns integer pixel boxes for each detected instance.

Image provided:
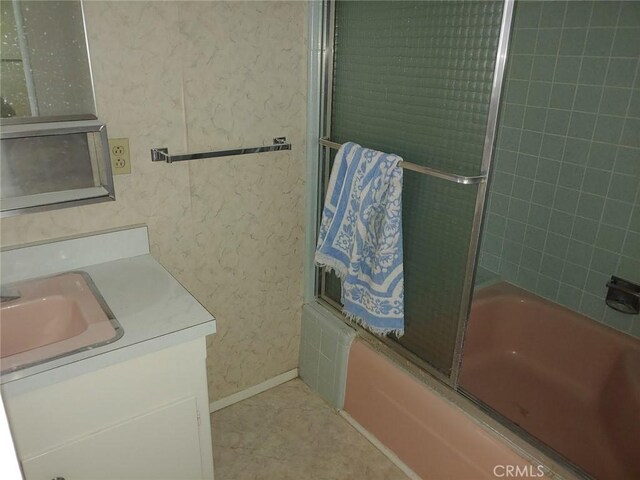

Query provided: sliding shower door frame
[450,0,516,385]
[315,0,515,389]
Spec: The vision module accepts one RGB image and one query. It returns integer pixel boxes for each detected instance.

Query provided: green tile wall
[480,1,640,337]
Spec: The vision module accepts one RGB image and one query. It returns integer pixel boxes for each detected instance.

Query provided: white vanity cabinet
[2,339,214,480]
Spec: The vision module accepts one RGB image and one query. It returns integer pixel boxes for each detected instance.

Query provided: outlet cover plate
[108,138,131,175]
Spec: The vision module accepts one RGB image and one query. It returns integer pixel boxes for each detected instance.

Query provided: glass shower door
[318,0,512,381]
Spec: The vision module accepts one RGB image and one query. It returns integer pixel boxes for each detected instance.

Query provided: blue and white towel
[315,142,404,337]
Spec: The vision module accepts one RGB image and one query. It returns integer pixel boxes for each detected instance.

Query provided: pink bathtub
[460,282,640,480]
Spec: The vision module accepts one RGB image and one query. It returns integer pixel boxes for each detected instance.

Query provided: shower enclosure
[316,0,511,383]
[311,0,640,478]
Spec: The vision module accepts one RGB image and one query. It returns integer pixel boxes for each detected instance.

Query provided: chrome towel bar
[319,138,487,185]
[151,137,291,163]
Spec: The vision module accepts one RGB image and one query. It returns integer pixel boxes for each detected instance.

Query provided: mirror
[0,1,114,217]
[0,0,96,123]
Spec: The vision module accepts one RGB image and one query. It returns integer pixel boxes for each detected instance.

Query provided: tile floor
[211,379,408,480]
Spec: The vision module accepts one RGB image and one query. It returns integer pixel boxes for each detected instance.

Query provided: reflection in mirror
[0,0,96,122]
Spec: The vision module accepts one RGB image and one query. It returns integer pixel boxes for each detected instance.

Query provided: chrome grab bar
[319,137,487,185]
[151,137,291,163]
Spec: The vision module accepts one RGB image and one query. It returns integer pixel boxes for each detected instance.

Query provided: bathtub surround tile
[299,304,355,409]
[480,1,640,337]
[0,1,308,400]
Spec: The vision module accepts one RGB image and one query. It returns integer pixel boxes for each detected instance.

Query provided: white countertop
[0,226,215,394]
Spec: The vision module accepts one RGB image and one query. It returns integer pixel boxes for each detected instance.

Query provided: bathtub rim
[310,299,586,480]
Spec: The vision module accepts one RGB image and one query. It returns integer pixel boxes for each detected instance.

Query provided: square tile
[578,57,608,85]
[590,2,621,27]
[536,157,562,182]
[532,181,556,207]
[590,247,620,274]
[564,2,593,27]
[609,173,639,202]
[576,192,605,221]
[568,111,597,139]
[513,176,535,201]
[563,138,591,165]
[557,283,582,311]
[537,274,560,299]
[553,187,579,213]
[602,199,633,228]
[520,130,543,154]
[523,106,548,131]
[595,224,626,251]
[580,292,606,321]
[558,162,585,188]
[540,134,566,160]
[506,79,530,104]
[582,167,611,196]
[621,118,640,147]
[540,2,566,28]
[496,149,518,173]
[546,231,570,258]
[614,147,640,176]
[549,209,574,236]
[619,1,640,27]
[573,85,603,113]
[536,29,563,54]
[550,84,576,109]
[505,219,527,243]
[516,267,540,290]
[622,231,640,258]
[541,254,565,278]
[605,58,637,87]
[516,153,539,178]
[511,28,538,54]
[525,225,547,250]
[527,82,553,107]
[489,192,510,216]
[545,109,571,135]
[566,238,594,265]
[572,216,599,243]
[531,55,557,81]
[583,28,615,56]
[586,142,617,170]
[528,203,552,229]
[509,198,531,220]
[599,87,632,116]
[521,247,543,271]
[559,28,588,55]
[562,262,588,289]
[510,54,535,80]
[515,2,542,28]
[593,115,625,143]
[611,27,640,57]
[617,255,640,284]
[501,103,526,128]
[585,269,610,296]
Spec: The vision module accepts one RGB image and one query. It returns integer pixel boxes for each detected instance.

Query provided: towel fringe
[314,253,348,280]
[343,310,404,338]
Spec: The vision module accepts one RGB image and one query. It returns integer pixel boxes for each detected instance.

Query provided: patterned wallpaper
[0,1,308,400]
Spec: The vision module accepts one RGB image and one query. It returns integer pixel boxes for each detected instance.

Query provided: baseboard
[339,411,422,480]
[209,368,298,413]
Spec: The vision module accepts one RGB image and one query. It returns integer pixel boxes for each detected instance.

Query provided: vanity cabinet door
[21,397,204,480]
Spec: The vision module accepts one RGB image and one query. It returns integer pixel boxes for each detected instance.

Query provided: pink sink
[0,272,122,373]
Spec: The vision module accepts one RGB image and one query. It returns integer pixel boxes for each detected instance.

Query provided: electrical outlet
[108,138,131,175]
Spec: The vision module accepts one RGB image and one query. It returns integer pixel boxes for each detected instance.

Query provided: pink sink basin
[0,272,122,373]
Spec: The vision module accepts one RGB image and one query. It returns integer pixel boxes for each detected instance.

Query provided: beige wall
[0,1,307,401]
